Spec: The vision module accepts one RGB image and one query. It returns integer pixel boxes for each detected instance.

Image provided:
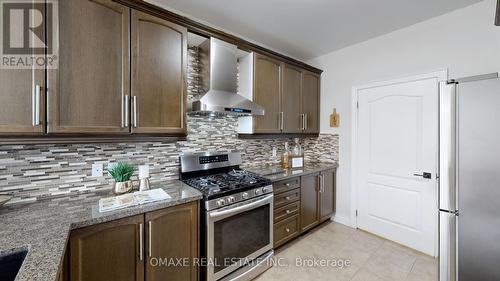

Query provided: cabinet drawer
[273,177,300,194]
[274,188,300,208]
[274,215,299,248]
[274,201,300,222]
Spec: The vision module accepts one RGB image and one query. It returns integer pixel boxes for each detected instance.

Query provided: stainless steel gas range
[180,152,274,281]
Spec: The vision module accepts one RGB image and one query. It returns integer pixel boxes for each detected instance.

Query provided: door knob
[413,172,432,179]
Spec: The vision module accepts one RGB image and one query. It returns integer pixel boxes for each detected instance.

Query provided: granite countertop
[247,161,338,182]
[0,181,202,281]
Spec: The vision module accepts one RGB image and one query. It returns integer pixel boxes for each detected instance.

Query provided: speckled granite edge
[247,162,339,182]
[0,181,202,281]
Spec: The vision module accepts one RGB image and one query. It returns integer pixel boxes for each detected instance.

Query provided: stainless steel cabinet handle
[139,223,144,261]
[301,114,305,130]
[285,196,291,200]
[280,112,284,130]
[285,183,291,187]
[32,85,41,126]
[133,96,138,128]
[285,228,290,233]
[319,174,322,193]
[285,210,291,214]
[148,221,152,257]
[304,113,308,131]
[124,95,129,128]
[321,174,325,193]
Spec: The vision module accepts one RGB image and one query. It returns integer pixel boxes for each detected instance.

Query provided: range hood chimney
[190,38,265,116]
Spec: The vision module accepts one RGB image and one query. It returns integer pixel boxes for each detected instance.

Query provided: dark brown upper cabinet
[0,0,45,135]
[131,10,187,134]
[253,53,283,134]
[0,64,45,135]
[242,54,320,136]
[281,64,303,133]
[47,0,130,134]
[302,71,320,134]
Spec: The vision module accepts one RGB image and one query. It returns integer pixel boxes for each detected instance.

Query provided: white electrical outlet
[91,163,103,177]
[139,165,149,179]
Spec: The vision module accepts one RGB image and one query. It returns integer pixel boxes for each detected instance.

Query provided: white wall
[308,0,500,227]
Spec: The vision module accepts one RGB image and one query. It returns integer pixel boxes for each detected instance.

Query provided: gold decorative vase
[114,180,133,195]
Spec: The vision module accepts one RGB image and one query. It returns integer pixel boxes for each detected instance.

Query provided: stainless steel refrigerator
[439,73,500,281]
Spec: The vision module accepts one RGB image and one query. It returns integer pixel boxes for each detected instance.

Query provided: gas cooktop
[183,169,271,199]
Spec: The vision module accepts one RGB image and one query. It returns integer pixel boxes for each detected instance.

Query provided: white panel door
[357,78,438,255]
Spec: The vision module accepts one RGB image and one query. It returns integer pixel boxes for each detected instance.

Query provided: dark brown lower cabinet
[57,247,69,281]
[272,177,301,248]
[274,215,300,247]
[69,214,144,281]
[145,201,198,281]
[319,169,336,221]
[68,202,198,281]
[300,169,336,233]
[300,173,320,232]
[272,168,336,248]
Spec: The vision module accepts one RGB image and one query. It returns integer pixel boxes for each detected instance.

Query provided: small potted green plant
[108,162,137,194]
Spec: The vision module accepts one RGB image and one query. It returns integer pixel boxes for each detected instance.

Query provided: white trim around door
[350,69,447,256]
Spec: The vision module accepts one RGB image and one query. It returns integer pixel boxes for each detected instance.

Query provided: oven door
[207,193,273,281]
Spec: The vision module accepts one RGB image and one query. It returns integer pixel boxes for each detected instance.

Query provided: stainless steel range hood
[190,38,265,116]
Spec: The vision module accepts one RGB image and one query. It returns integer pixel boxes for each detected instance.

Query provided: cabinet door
[302,71,320,134]
[282,64,302,133]
[253,54,282,133]
[145,201,198,281]
[300,173,320,232]
[131,11,187,134]
[319,169,336,221]
[0,0,45,135]
[48,0,130,134]
[69,214,144,281]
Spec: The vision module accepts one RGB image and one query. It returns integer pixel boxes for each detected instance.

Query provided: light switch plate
[91,163,103,177]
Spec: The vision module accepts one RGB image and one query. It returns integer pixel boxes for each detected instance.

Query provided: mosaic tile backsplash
[0,46,338,205]
[0,121,338,204]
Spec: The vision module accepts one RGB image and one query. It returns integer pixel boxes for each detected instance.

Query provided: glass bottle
[292,138,303,157]
[282,142,291,169]
[271,146,279,165]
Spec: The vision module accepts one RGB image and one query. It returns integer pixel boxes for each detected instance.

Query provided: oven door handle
[209,194,273,220]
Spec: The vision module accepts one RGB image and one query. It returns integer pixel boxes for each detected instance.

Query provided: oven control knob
[262,186,270,193]
[227,196,235,203]
[242,192,249,199]
[217,199,226,207]
[255,188,262,195]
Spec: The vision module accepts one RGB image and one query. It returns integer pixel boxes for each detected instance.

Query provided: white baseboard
[331,214,353,228]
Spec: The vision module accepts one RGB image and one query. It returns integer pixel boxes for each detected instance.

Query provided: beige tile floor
[255,222,438,281]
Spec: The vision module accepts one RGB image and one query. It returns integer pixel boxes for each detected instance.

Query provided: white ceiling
[148,0,482,60]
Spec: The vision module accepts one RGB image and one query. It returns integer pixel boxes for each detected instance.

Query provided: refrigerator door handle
[439,81,457,211]
[439,211,457,281]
